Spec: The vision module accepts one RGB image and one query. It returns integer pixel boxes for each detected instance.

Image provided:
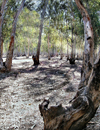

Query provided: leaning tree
[0,0,25,72]
[5,0,25,71]
[39,0,100,130]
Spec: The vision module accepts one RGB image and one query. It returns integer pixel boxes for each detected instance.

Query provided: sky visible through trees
[0,0,100,129]
[0,0,99,58]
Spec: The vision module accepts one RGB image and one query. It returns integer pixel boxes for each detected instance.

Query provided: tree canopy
[0,0,99,56]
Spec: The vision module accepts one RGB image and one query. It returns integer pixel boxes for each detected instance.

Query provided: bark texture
[5,0,25,71]
[32,55,39,65]
[39,1,100,130]
[39,53,100,130]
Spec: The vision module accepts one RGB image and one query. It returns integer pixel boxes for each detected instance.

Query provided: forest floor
[0,55,100,130]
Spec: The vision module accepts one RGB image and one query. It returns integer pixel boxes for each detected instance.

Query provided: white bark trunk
[5,0,25,71]
[39,1,99,130]
[35,0,48,64]
[0,0,8,64]
[75,0,94,88]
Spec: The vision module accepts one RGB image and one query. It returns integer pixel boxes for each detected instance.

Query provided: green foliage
[2,0,100,55]
[2,0,22,53]
[15,8,40,55]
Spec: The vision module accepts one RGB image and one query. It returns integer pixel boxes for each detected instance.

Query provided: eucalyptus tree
[62,0,81,64]
[44,19,51,60]
[2,0,22,57]
[48,0,70,59]
[0,0,25,71]
[88,0,100,49]
[48,1,60,57]
[53,0,82,62]
[16,8,40,57]
[58,19,66,60]
[33,0,69,63]
[68,0,76,64]
[0,0,8,68]
[5,0,26,71]
[32,0,48,65]
[44,0,62,59]
[60,0,85,62]
[39,0,100,129]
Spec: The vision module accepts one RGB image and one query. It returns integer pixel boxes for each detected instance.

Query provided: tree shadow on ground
[0,72,18,80]
[0,64,38,81]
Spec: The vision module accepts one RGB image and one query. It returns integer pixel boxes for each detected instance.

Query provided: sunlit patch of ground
[0,56,100,130]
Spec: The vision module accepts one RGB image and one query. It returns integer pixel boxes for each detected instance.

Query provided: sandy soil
[0,56,100,130]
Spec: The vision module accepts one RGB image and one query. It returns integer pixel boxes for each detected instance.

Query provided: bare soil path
[0,56,100,130]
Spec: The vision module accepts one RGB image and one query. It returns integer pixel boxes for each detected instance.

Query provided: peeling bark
[39,1,99,130]
[76,0,94,89]
[39,55,100,130]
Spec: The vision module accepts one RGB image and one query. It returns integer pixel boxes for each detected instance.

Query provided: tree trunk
[5,0,25,71]
[26,38,30,58]
[33,0,48,65]
[51,44,55,57]
[69,20,75,64]
[24,46,27,56]
[39,1,99,130]
[1,39,3,59]
[60,36,63,60]
[67,39,69,61]
[69,1,75,64]
[47,33,50,60]
[74,26,77,59]
[0,0,8,68]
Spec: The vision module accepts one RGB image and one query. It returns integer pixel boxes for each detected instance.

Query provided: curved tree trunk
[5,0,25,71]
[39,1,99,130]
[33,0,48,65]
[0,0,8,69]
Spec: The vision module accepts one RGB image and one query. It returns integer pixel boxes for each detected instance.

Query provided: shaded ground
[0,56,100,130]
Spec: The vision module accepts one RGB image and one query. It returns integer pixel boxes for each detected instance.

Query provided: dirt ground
[0,56,100,130]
